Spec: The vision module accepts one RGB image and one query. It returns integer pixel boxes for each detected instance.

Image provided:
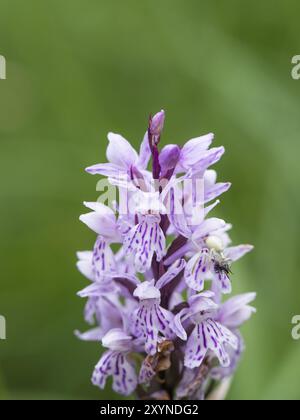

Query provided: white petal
[172,308,189,341]
[180,134,214,167]
[76,260,94,281]
[79,212,118,239]
[192,218,226,241]
[137,131,151,169]
[219,293,256,328]
[205,182,231,203]
[156,259,186,289]
[75,327,103,341]
[185,251,211,292]
[133,281,161,300]
[83,201,115,218]
[85,162,123,177]
[77,281,116,298]
[224,245,254,262]
[77,251,93,261]
[107,132,138,168]
[102,328,132,351]
[204,169,217,187]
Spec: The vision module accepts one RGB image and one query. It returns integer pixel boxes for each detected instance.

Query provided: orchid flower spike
[76,110,255,400]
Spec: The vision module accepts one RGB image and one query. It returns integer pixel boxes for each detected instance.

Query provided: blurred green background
[1,0,300,400]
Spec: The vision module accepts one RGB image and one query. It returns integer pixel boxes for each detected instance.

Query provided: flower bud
[159,144,181,173]
[150,110,165,137]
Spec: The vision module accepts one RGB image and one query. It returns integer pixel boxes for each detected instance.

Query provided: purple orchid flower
[217,292,257,328]
[173,292,239,369]
[79,202,121,281]
[92,329,138,396]
[211,292,256,379]
[131,259,186,355]
[76,110,256,400]
[75,281,123,341]
[123,214,166,274]
[166,213,253,294]
[85,131,151,180]
[203,169,231,204]
[176,133,225,174]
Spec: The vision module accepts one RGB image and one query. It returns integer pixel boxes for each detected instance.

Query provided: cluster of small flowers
[76,110,256,400]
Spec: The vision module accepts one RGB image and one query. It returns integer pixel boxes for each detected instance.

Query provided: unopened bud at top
[150,110,165,137]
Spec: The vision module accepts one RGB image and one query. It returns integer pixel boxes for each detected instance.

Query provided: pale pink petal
[107,132,138,168]
[137,131,151,169]
[192,218,226,241]
[85,162,123,177]
[224,245,254,262]
[180,134,214,168]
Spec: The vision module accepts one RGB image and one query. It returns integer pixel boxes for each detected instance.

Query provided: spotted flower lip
[131,297,175,355]
[184,247,233,294]
[184,318,238,369]
[172,292,239,369]
[92,329,138,396]
[172,291,219,341]
[76,109,256,399]
[130,260,186,355]
[123,214,166,273]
